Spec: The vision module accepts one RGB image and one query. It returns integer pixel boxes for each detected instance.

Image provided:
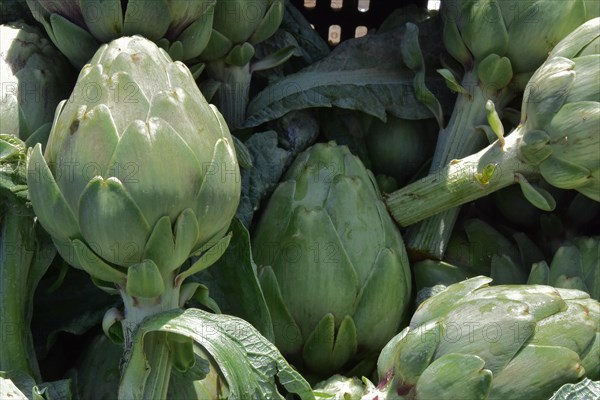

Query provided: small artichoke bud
[478,54,513,91]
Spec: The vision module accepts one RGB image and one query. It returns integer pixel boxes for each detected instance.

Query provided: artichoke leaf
[143,216,176,272]
[72,239,126,286]
[122,0,171,40]
[353,248,411,350]
[78,176,150,266]
[528,262,551,285]
[488,345,585,400]
[172,209,200,270]
[517,175,557,212]
[48,13,99,67]
[126,260,165,299]
[193,218,274,341]
[259,265,302,353]
[410,276,492,327]
[415,353,492,400]
[26,144,79,240]
[118,308,314,400]
[176,233,231,284]
[248,0,284,46]
[303,314,357,375]
[434,298,536,375]
[79,0,123,42]
[177,3,216,61]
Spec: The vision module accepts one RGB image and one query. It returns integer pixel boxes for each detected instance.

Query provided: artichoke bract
[252,142,412,376]
[26,35,240,338]
[387,18,600,227]
[0,21,73,144]
[365,276,600,400]
[25,0,215,68]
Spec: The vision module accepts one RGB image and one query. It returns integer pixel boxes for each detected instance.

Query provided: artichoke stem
[404,70,515,259]
[119,278,180,399]
[207,60,252,130]
[387,126,537,228]
[0,209,42,381]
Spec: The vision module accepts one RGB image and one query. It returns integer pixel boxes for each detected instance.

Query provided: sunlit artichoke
[252,142,412,376]
[528,236,599,301]
[25,0,215,68]
[403,0,599,260]
[388,18,600,227]
[0,21,73,143]
[365,276,600,400]
[26,36,240,332]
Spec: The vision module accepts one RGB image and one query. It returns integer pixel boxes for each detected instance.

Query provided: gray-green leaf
[118,308,314,400]
[243,25,453,128]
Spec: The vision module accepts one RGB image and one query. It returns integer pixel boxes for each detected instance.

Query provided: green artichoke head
[519,17,600,201]
[200,0,284,65]
[26,35,240,299]
[25,0,216,67]
[441,0,598,88]
[365,116,436,186]
[373,276,600,400]
[0,21,73,143]
[252,142,412,376]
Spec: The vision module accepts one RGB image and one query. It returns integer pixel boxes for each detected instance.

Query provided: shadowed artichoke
[528,236,599,301]
[25,0,215,68]
[0,21,73,144]
[198,0,288,128]
[387,18,600,227]
[365,276,600,400]
[26,36,240,339]
[252,142,412,377]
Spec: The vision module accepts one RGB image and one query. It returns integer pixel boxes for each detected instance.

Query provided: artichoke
[252,142,412,376]
[365,276,600,400]
[387,18,600,226]
[528,236,600,301]
[0,21,73,143]
[199,0,289,128]
[25,0,215,68]
[26,35,240,339]
[365,116,436,187]
[403,0,599,259]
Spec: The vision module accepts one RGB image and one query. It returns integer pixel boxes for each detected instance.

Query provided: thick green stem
[119,279,180,400]
[404,71,516,259]
[207,60,252,129]
[387,127,538,227]
[0,209,44,380]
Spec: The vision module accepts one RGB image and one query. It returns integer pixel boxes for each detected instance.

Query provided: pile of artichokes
[0,1,598,399]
